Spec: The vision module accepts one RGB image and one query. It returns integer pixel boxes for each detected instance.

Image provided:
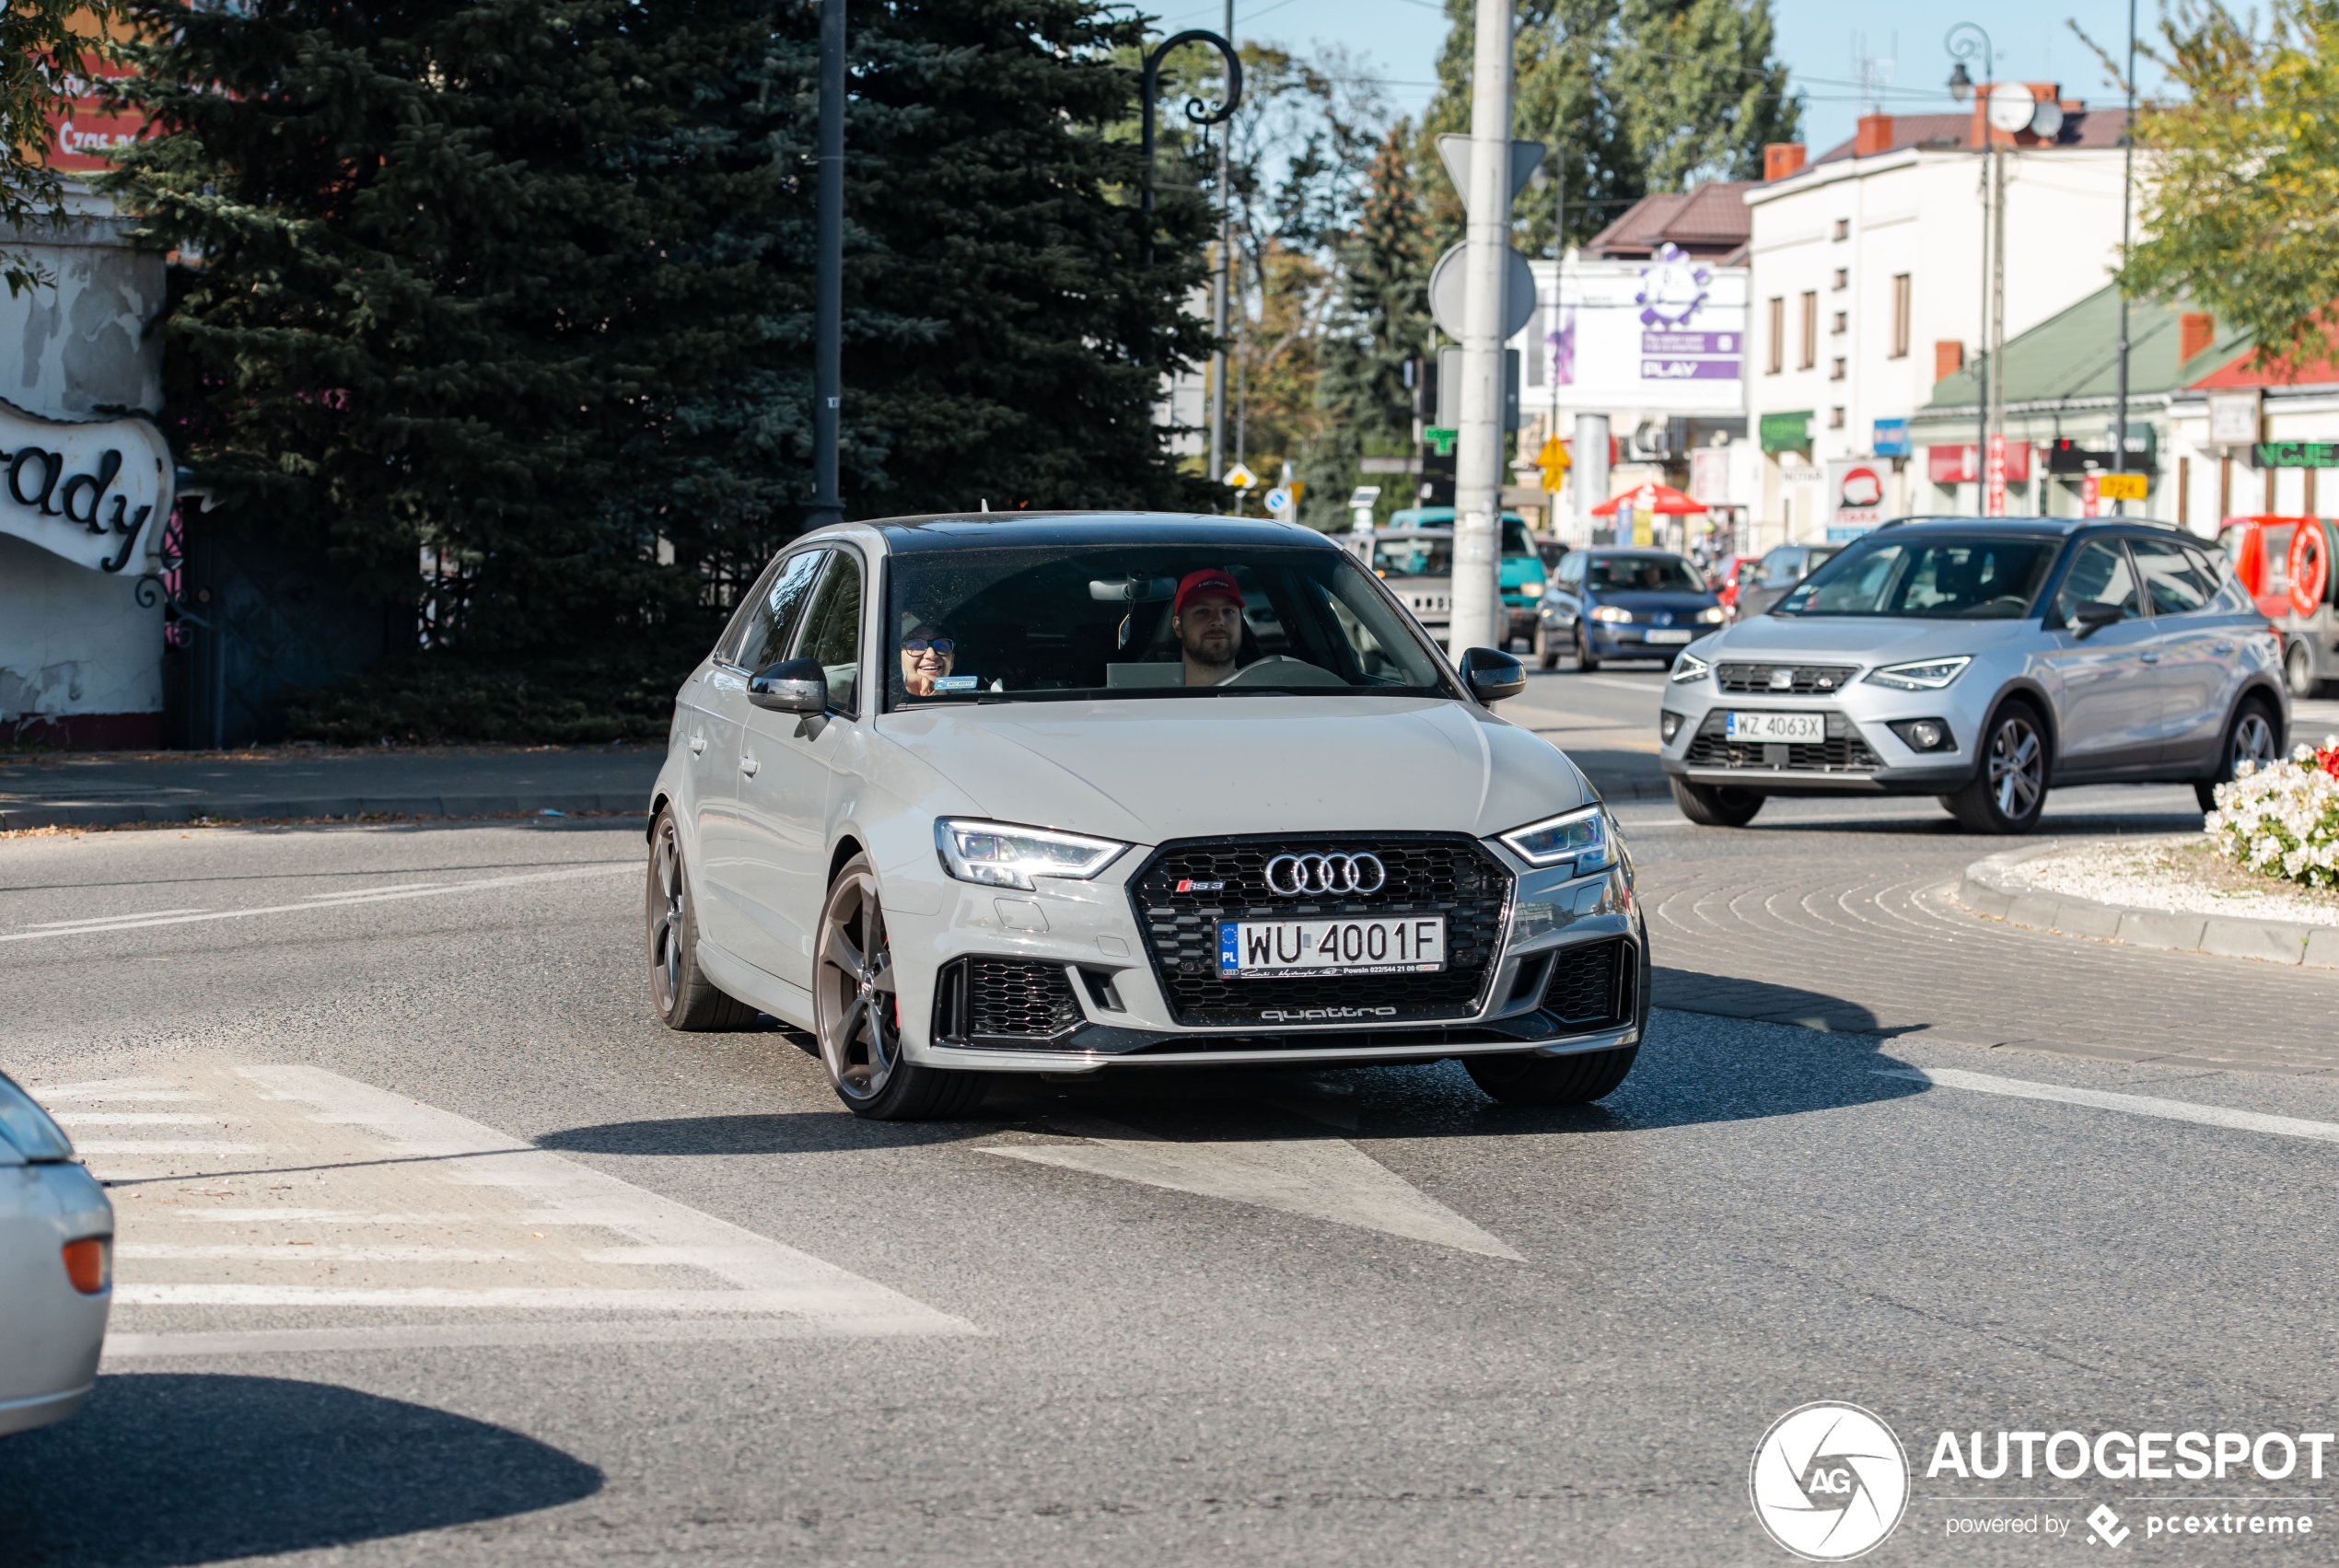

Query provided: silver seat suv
[1656,517,2288,832]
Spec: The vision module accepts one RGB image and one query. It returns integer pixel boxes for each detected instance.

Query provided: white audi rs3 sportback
[646,514,1648,1120]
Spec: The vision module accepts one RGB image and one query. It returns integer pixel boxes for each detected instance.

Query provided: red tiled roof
[1810,106,2129,163]
[1585,180,1755,260]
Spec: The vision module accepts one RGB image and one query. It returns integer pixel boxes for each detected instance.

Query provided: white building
[1743,97,2135,543]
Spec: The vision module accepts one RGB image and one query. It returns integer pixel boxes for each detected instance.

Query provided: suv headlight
[1696,606,1726,623]
[1498,805,1615,873]
[934,819,1129,890]
[1589,604,1634,623]
[1670,651,1711,684]
[1864,656,1972,691]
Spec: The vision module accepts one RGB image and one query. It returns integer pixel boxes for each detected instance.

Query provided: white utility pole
[1449,0,1513,656]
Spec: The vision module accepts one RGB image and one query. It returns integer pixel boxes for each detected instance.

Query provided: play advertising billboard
[1519,246,1748,415]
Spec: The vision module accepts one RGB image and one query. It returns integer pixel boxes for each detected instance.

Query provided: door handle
[2140,651,2161,664]
[689,733,706,755]
[740,754,759,777]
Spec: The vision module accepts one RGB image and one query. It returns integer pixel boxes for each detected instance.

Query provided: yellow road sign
[1536,436,1571,472]
[2100,472,2148,501]
[1223,462,1259,490]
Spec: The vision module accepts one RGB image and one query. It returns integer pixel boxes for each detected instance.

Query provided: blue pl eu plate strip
[1218,922,1238,976]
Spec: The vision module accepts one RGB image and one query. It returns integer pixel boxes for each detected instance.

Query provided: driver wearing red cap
[1172,568,1247,686]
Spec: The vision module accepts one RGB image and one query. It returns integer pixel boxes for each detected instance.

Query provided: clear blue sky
[1147,0,2172,157]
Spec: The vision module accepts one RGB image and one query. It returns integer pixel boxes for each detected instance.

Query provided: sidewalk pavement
[0,746,666,831]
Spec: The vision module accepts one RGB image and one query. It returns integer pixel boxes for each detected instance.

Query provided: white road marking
[24,908,207,928]
[118,1243,534,1262]
[1571,675,1669,696]
[983,1122,1523,1260]
[30,1079,201,1099]
[116,1284,913,1312]
[300,884,445,900]
[52,1112,215,1126]
[1879,1067,2339,1144]
[235,1064,973,1335]
[74,1140,266,1155]
[103,1318,838,1361]
[0,863,633,943]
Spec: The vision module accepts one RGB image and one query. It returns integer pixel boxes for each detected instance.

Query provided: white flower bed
[2205,739,2339,889]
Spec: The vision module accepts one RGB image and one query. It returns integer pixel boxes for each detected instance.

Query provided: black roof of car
[861,513,1332,553]
[1874,515,2186,538]
[1575,545,1697,556]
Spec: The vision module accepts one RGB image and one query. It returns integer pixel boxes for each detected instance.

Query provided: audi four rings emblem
[1263,853,1387,896]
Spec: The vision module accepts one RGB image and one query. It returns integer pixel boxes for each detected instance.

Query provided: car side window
[1557,553,1584,586]
[2132,538,2212,616]
[2054,540,2143,626]
[790,550,864,717]
[732,550,828,670]
[1759,548,1800,587]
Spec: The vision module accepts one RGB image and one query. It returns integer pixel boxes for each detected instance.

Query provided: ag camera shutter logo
[1750,1402,1910,1560]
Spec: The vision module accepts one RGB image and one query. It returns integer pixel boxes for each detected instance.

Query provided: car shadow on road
[0,1374,600,1566]
[536,1111,995,1156]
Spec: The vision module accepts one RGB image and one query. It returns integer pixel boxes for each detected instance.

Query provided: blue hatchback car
[1540,547,1726,670]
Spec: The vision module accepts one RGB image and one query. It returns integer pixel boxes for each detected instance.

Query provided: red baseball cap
[1174,568,1243,615]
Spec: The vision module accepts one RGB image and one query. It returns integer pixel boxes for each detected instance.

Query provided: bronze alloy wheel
[814,862,901,1104]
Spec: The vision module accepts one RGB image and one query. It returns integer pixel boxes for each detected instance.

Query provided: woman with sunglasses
[899,621,957,696]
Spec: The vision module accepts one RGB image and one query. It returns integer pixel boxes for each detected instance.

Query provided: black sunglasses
[902,637,955,655]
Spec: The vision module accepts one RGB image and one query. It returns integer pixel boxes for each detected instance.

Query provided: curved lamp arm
[1140,29,1242,269]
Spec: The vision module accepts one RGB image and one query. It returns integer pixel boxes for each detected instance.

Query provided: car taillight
[62,1237,111,1295]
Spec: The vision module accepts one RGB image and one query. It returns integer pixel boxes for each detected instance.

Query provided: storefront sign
[1761,411,1814,455]
[1829,459,1886,534]
[2254,442,2339,469]
[1927,443,2031,485]
[0,400,172,574]
[1871,418,1911,458]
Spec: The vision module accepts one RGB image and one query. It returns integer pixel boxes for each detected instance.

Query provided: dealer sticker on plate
[1218,916,1446,979]
[1724,711,1826,743]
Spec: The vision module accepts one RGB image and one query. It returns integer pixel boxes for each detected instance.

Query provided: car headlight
[1864,656,1972,691]
[934,819,1129,890]
[1589,604,1634,624]
[1521,581,1545,598]
[1696,606,1726,623]
[1669,651,1711,684]
[1498,805,1615,873]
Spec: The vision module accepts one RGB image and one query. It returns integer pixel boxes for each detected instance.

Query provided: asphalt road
[5,729,2339,1564]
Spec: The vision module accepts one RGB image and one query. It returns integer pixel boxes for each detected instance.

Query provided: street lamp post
[1139,29,1241,488]
[1947,24,1994,515]
[808,0,846,534]
[2112,0,2138,516]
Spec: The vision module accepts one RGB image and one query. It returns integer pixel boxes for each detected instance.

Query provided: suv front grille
[1131,834,1512,1028]
[1683,712,1880,772]
[933,956,1085,1047]
[1716,662,1858,695]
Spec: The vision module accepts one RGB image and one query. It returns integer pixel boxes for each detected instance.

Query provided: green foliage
[2115,0,2339,368]
[281,652,679,744]
[0,0,121,296]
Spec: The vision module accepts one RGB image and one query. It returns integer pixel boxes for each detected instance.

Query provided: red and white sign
[44,60,146,174]
[1984,434,2008,516]
[1829,459,1885,532]
[1926,442,2031,486]
[2080,473,2100,517]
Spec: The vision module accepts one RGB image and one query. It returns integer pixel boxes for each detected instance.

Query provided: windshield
[885,545,1452,706]
[1502,518,1531,556]
[1376,538,1451,578]
[1777,534,2059,618]
[1586,553,1705,593]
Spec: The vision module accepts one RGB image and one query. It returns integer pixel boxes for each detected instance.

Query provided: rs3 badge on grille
[1218,916,1446,979]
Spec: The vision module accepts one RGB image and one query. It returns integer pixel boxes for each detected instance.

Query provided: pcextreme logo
[1750,1402,1912,1561]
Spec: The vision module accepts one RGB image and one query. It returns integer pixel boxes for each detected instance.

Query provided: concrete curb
[1953,842,2339,969]
[0,792,651,831]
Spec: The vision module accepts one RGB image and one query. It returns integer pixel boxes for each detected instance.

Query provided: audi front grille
[1129,833,1512,1028]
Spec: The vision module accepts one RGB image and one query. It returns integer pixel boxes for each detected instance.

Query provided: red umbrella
[1589,481,1705,517]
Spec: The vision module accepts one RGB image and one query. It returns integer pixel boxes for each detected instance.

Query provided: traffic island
[1955,837,2339,968]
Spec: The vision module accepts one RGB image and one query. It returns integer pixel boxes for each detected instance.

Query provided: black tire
[1669,774,1765,827]
[646,806,761,1031]
[1574,626,1600,672]
[2287,640,2321,700]
[2194,693,2283,813]
[813,854,988,1121]
[1466,1045,1639,1106]
[1946,701,2050,833]
[1536,621,1559,670]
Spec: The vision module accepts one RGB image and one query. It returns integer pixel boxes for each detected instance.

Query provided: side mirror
[748,656,828,714]
[1458,646,1526,703]
[2069,600,2125,639]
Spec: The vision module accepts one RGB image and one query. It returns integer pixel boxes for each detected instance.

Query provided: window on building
[1832,268,1848,291]
[1830,357,1846,381]
[1767,296,1785,374]
[1832,311,1847,336]
[1833,218,1850,241]
[1798,292,1818,369]
[1828,407,1846,429]
[1890,274,1912,359]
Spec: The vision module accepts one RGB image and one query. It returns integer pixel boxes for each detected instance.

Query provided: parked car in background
[2217,515,2334,695]
[1539,548,1726,670]
[1658,518,2287,832]
[1735,542,1842,621]
[1389,508,1547,650]
[1363,528,1454,643]
[1712,554,1763,621]
[1,1073,111,1437]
